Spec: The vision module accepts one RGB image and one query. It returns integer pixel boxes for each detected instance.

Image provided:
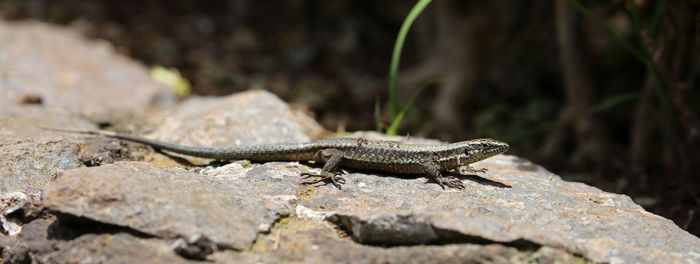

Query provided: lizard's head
[462,138,509,161]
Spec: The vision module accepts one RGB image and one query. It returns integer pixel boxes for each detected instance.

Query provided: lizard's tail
[40,126,119,137]
[41,126,316,160]
[40,126,240,159]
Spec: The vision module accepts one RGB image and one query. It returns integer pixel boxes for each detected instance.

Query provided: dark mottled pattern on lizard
[46,128,509,189]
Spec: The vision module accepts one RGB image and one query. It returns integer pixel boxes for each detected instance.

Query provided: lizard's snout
[466,138,509,156]
[491,140,509,154]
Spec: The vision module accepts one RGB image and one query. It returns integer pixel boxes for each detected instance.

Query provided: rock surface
[149,90,312,145]
[212,217,582,263]
[0,20,174,122]
[0,218,192,263]
[44,161,300,251]
[298,154,700,263]
[1,20,698,264]
[143,90,315,164]
[0,105,93,194]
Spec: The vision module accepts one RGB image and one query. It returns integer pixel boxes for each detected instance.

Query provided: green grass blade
[389,0,432,120]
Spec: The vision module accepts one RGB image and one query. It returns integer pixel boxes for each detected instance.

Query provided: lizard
[46,127,509,190]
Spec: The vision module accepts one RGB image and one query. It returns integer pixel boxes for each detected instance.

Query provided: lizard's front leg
[301,149,346,189]
[421,161,465,190]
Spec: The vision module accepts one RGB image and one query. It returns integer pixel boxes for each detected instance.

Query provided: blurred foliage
[590,92,638,114]
[150,66,192,98]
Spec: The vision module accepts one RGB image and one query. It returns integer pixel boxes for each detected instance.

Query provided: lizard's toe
[327,173,345,189]
[443,176,465,190]
[474,168,488,173]
[300,171,345,189]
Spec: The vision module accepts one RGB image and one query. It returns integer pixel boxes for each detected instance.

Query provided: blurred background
[1,0,698,235]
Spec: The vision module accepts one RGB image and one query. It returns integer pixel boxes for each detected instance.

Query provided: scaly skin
[46,127,509,189]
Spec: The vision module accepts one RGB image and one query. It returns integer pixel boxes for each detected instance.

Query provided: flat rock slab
[0,21,174,121]
[149,90,311,146]
[297,155,700,264]
[141,90,315,164]
[212,217,582,263]
[0,218,192,264]
[43,162,302,250]
[0,105,94,194]
[44,233,192,264]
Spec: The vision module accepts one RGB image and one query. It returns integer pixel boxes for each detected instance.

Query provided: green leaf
[388,0,432,120]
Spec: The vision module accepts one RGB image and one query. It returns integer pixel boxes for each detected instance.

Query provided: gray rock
[44,233,192,264]
[43,161,302,250]
[297,154,700,264]
[171,234,216,260]
[211,217,582,263]
[0,105,93,195]
[35,103,700,263]
[137,90,316,164]
[0,219,52,263]
[0,192,31,235]
[1,217,192,263]
[0,20,174,122]
[148,90,312,145]
[0,125,126,240]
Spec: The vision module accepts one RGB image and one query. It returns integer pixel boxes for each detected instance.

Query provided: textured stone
[0,20,174,122]
[211,217,582,263]
[0,105,93,194]
[44,233,191,264]
[1,218,192,264]
[296,154,700,264]
[149,90,312,146]
[37,113,700,263]
[43,162,302,250]
[131,90,317,164]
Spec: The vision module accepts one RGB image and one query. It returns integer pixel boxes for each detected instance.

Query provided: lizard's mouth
[489,141,509,155]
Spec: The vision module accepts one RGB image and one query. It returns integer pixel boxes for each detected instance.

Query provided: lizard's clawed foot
[430,176,465,190]
[473,168,487,173]
[301,171,346,189]
[443,176,466,190]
